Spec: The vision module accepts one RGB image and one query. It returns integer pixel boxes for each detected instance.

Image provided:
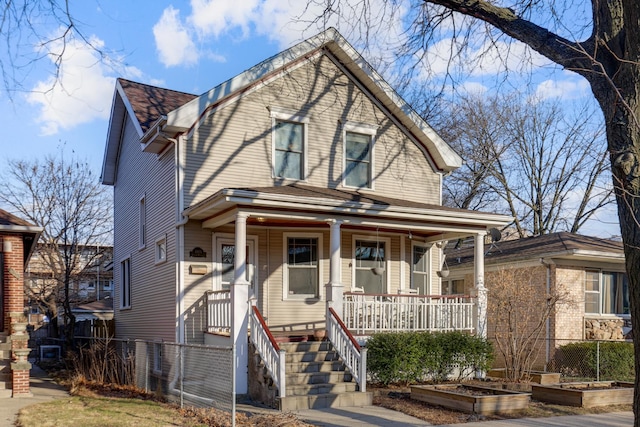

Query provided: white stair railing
[327,307,367,392]
[249,305,286,397]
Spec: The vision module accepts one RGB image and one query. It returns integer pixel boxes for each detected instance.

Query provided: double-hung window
[411,245,430,295]
[271,109,308,180]
[354,237,389,294]
[585,269,629,315]
[121,258,131,309]
[284,234,321,299]
[343,122,376,189]
[139,195,146,249]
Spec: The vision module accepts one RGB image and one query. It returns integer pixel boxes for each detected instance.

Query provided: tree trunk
[591,57,640,423]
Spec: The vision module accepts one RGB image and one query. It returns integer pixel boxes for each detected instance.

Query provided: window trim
[352,234,391,294]
[120,257,131,309]
[270,108,309,181]
[342,121,377,189]
[139,195,146,250]
[155,234,167,265]
[585,268,630,317]
[282,232,323,300]
[411,242,432,295]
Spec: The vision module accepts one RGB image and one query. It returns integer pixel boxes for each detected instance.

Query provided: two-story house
[101,28,510,408]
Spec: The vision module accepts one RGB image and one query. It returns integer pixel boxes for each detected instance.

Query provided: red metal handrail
[328,307,360,351]
[252,305,280,352]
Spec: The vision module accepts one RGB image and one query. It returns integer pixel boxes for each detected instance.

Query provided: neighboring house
[25,244,114,324]
[0,208,42,398]
[70,298,114,338]
[446,232,629,347]
[101,28,510,406]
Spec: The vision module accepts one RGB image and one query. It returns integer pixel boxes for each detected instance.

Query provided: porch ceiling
[184,184,512,238]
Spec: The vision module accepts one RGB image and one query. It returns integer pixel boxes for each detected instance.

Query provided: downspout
[164,132,187,344]
[540,258,555,370]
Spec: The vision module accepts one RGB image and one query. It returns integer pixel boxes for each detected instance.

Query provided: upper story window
[585,269,629,316]
[270,108,309,181]
[343,122,377,189]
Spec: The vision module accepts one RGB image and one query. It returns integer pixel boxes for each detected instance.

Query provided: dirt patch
[371,382,632,425]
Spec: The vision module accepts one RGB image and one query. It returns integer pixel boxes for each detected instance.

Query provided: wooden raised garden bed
[487,368,560,385]
[411,384,531,415]
[531,381,633,408]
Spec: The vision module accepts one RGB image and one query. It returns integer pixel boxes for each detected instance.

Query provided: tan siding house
[102,28,510,400]
[446,232,629,368]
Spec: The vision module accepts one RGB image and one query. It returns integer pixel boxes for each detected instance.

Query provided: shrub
[553,341,634,381]
[366,331,493,385]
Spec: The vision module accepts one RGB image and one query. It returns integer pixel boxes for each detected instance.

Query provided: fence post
[596,341,600,381]
[180,344,184,408]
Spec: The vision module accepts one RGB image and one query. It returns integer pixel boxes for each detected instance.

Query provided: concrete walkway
[0,365,69,427]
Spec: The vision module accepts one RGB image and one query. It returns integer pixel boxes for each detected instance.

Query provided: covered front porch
[183,184,511,396]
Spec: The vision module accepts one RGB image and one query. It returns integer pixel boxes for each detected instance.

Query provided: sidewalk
[0,364,69,427]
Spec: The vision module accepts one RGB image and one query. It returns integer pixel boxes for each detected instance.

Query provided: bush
[553,341,634,381]
[366,331,493,385]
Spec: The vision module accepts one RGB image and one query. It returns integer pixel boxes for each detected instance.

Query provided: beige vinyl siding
[259,228,327,333]
[182,54,440,209]
[113,115,176,343]
[182,221,213,343]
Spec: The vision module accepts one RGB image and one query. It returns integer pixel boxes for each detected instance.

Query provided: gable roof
[447,232,624,267]
[102,27,462,185]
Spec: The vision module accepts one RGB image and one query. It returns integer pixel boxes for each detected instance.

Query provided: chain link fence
[491,338,634,382]
[70,337,235,413]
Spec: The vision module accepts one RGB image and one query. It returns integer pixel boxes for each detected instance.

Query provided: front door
[214,236,257,297]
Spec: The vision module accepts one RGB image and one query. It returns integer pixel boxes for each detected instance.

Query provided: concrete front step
[284,350,339,363]
[285,360,346,373]
[286,381,358,396]
[279,341,332,353]
[286,371,353,386]
[278,391,373,411]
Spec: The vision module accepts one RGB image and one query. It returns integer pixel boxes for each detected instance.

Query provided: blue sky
[0,0,620,237]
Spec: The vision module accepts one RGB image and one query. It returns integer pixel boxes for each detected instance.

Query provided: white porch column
[325,220,344,315]
[474,231,487,339]
[232,212,250,395]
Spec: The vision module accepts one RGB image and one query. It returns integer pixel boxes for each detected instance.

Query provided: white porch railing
[249,305,286,397]
[342,292,475,335]
[327,307,367,392]
[205,290,231,333]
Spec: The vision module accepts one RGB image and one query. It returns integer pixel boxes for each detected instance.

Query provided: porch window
[284,236,320,298]
[120,258,131,309]
[443,279,465,295]
[354,240,387,294]
[585,269,629,315]
[411,244,431,295]
[343,122,376,189]
[271,109,308,181]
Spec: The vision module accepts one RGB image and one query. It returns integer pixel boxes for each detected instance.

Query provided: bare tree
[0,151,112,345]
[487,266,572,382]
[304,3,640,417]
[439,94,613,237]
[0,1,101,97]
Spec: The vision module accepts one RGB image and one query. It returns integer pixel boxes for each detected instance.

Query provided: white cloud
[27,33,120,135]
[535,76,591,101]
[189,0,259,39]
[153,6,199,67]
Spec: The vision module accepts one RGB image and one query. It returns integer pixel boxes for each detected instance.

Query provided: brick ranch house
[446,232,629,367]
[0,208,42,398]
[101,28,511,409]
